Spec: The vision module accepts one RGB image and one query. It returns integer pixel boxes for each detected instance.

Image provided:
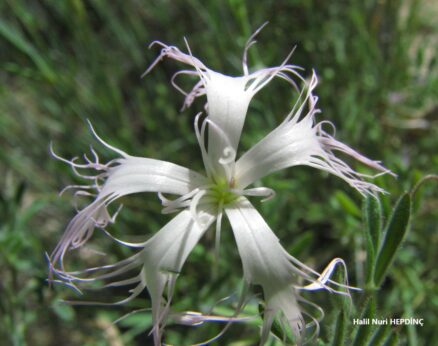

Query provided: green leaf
[383,331,399,346]
[364,195,383,250]
[329,265,351,310]
[288,231,313,257]
[352,297,377,346]
[331,310,346,346]
[363,195,383,287]
[369,324,391,346]
[335,191,362,218]
[270,318,296,345]
[363,223,376,287]
[374,193,411,287]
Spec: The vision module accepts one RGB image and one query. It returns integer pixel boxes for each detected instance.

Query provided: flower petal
[51,144,207,270]
[140,208,215,344]
[225,197,305,341]
[51,208,215,346]
[262,286,304,344]
[235,71,391,196]
[102,156,207,196]
[146,42,304,180]
[204,71,254,173]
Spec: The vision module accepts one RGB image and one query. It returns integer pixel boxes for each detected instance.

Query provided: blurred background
[0,1,437,345]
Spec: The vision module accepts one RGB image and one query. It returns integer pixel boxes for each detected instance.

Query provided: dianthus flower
[50,30,391,345]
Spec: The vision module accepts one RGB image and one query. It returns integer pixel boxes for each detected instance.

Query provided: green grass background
[0,0,437,345]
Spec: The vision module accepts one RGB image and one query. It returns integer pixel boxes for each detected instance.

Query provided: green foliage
[352,296,377,346]
[374,193,411,287]
[1,0,437,345]
[331,311,346,346]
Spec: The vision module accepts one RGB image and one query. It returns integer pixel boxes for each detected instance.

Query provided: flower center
[209,178,238,207]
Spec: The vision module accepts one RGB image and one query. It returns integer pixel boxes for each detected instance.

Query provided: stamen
[194,113,216,178]
[218,147,236,165]
[205,118,236,181]
[235,187,276,202]
[219,148,236,183]
[189,190,208,227]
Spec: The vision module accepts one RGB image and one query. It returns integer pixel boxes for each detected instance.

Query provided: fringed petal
[140,208,216,345]
[146,39,305,181]
[261,286,304,345]
[225,197,355,344]
[225,198,306,342]
[51,208,215,345]
[235,71,392,196]
[51,129,207,270]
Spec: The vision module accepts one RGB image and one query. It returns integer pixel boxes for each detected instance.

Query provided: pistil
[209,178,238,207]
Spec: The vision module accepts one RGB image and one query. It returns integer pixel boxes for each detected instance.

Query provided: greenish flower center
[209,179,238,206]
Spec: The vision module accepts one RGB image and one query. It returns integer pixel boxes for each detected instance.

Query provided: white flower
[50,31,391,345]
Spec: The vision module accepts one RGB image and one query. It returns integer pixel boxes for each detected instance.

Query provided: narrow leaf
[383,331,399,346]
[352,297,377,346]
[331,310,346,346]
[369,324,391,346]
[335,191,361,217]
[363,224,375,287]
[365,195,383,249]
[362,195,382,287]
[374,193,411,287]
[288,231,313,257]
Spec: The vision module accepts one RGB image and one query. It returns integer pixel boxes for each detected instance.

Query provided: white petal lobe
[146,42,305,181]
[235,72,390,196]
[205,71,254,171]
[102,156,207,196]
[51,153,207,269]
[225,198,304,341]
[140,208,215,344]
